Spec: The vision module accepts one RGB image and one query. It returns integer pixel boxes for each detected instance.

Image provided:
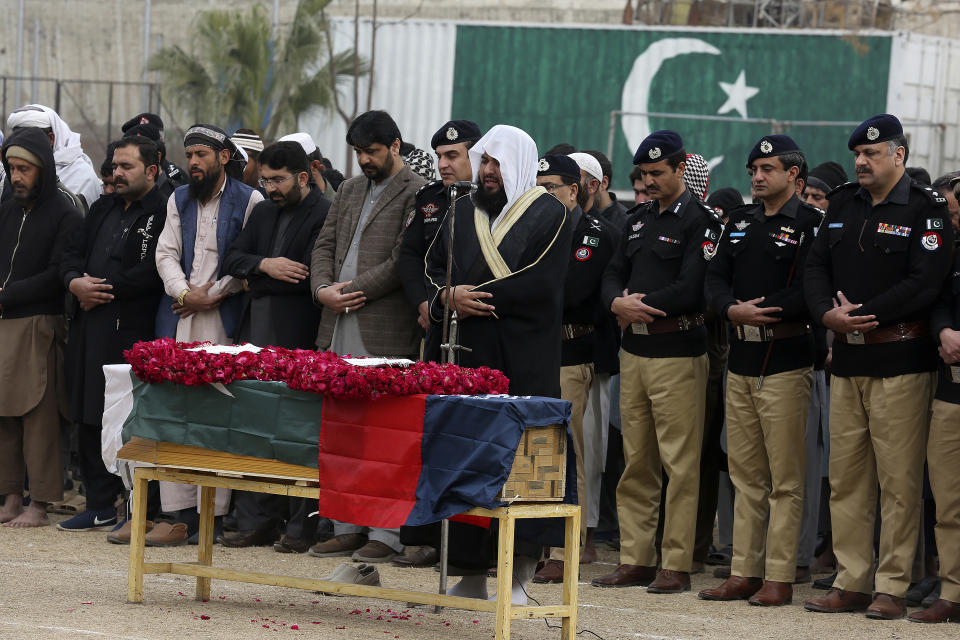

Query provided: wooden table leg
[560,506,581,640]
[126,468,149,603]
[494,510,516,640]
[195,485,215,600]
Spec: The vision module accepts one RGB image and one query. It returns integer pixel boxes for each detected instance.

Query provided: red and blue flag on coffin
[315,394,571,528]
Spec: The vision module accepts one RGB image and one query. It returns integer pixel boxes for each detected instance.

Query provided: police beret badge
[446,127,459,141]
[866,126,880,141]
[538,158,550,172]
[760,140,773,154]
[648,147,662,160]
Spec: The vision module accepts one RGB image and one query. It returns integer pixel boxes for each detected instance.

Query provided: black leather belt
[631,313,705,336]
[734,321,811,342]
[562,323,595,340]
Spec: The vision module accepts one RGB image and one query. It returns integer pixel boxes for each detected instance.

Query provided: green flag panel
[452,26,891,193]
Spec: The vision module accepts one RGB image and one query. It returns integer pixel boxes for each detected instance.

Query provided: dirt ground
[0,513,957,640]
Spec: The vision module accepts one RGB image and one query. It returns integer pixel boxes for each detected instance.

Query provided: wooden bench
[118,437,580,640]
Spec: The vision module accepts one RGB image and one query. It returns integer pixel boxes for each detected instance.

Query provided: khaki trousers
[617,351,707,570]
[550,363,593,560]
[0,374,63,504]
[829,373,934,597]
[727,367,812,582]
[928,398,960,603]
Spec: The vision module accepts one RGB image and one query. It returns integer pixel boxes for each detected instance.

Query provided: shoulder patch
[698,199,723,226]
[826,181,859,201]
[798,200,826,220]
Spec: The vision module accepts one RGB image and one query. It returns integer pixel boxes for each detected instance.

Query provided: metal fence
[0,76,183,170]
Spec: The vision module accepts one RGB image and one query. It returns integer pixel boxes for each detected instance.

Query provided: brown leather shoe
[144,522,188,547]
[533,559,565,584]
[351,540,399,563]
[107,520,154,545]
[308,533,367,558]
[591,564,657,588]
[865,593,907,620]
[794,566,811,584]
[392,545,439,567]
[804,588,872,613]
[647,569,690,594]
[218,528,279,548]
[908,598,960,623]
[749,580,792,606]
[698,575,762,601]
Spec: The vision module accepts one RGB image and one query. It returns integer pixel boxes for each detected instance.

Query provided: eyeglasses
[542,182,571,192]
[258,174,297,189]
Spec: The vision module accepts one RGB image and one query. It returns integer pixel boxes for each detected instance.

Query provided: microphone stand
[436,181,472,612]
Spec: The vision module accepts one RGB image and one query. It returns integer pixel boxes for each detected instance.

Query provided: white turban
[468,124,539,230]
[6,104,101,207]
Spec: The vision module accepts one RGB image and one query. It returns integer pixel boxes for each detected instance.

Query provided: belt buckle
[847,331,865,345]
[742,325,762,342]
[678,315,690,331]
[631,322,649,335]
[562,325,573,340]
[951,365,960,384]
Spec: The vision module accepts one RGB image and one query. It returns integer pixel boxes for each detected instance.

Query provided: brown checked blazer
[310,163,425,356]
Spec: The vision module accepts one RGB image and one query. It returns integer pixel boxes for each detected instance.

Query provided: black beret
[430,120,482,150]
[537,154,580,181]
[706,187,744,217]
[848,113,902,150]
[633,130,683,165]
[746,134,800,167]
[122,113,164,136]
[806,161,848,193]
[123,123,161,142]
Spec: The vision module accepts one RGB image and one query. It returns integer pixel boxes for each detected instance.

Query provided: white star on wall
[717,70,759,119]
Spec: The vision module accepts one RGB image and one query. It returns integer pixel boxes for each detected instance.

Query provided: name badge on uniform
[631,322,649,335]
[951,365,960,384]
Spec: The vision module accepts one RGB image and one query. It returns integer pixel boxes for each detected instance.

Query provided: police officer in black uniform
[397,120,482,363]
[593,130,723,593]
[531,154,616,583]
[700,135,822,607]
[121,113,187,198]
[803,114,954,619]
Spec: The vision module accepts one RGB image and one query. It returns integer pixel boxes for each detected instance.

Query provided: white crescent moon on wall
[621,38,722,156]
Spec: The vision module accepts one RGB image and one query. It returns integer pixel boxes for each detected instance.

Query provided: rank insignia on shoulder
[927,218,945,230]
[734,220,750,231]
[575,247,592,261]
[583,235,600,247]
[589,220,603,232]
[421,202,439,216]
[922,231,942,251]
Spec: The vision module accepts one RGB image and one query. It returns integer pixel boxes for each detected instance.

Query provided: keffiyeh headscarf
[468,124,540,229]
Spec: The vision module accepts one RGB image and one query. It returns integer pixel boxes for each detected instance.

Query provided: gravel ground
[1,512,957,640]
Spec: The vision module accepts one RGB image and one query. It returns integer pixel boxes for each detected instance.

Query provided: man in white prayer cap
[423,124,574,604]
[5,104,102,210]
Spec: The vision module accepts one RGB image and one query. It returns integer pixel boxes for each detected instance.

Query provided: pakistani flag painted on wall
[449,27,891,193]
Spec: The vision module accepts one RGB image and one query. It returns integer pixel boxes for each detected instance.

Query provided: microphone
[449,180,477,194]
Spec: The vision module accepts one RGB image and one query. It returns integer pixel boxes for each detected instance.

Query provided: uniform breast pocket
[874,232,910,255]
[650,238,684,261]
[764,236,797,262]
[828,225,844,248]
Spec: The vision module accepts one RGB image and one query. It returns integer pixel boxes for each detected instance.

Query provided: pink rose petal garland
[124,338,509,400]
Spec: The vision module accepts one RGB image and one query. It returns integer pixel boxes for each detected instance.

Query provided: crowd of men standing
[0,101,958,624]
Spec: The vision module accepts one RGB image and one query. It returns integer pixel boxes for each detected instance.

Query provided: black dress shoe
[218,528,278,548]
[812,572,836,590]
[906,576,940,606]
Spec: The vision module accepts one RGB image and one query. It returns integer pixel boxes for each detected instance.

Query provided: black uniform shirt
[805,174,954,377]
[706,196,822,377]
[398,180,453,307]
[602,187,723,358]
[562,208,615,366]
[931,245,960,404]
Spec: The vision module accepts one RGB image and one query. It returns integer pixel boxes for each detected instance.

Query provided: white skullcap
[568,152,603,183]
[279,132,317,156]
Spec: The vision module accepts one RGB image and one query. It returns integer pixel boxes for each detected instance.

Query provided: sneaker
[56,508,117,532]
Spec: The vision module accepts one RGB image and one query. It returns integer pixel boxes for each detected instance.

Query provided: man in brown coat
[309,110,424,563]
